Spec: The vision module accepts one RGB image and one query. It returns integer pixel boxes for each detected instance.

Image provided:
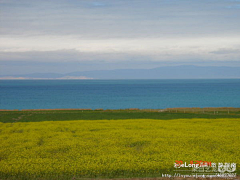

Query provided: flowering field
[0,118,239,179]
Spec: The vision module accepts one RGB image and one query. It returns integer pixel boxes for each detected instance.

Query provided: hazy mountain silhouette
[1,66,240,79]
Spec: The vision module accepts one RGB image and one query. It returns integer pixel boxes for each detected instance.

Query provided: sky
[0,0,240,75]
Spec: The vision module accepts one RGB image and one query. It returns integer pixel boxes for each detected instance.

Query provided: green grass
[1,109,240,123]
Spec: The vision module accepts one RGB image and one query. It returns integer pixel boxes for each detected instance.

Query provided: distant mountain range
[1,65,240,79]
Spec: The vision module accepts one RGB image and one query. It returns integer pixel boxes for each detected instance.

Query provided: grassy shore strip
[0,108,240,123]
[0,118,239,180]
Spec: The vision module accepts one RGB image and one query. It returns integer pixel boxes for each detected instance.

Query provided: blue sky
[0,0,240,75]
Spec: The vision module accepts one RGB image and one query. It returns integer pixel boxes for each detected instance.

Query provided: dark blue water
[0,79,240,110]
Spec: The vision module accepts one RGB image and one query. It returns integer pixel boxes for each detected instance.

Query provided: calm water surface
[0,79,240,110]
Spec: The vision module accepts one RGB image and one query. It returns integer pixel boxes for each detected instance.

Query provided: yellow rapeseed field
[0,118,239,179]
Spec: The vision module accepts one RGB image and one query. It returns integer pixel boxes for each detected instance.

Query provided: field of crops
[0,118,239,180]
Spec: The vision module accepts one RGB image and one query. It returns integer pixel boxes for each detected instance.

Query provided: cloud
[1,34,240,62]
[226,4,240,9]
[91,2,106,7]
[0,0,240,75]
[210,48,240,54]
[1,0,240,38]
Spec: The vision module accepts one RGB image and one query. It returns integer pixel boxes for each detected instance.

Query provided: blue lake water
[0,79,240,110]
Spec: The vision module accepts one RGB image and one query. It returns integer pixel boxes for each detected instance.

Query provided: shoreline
[1,107,240,112]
